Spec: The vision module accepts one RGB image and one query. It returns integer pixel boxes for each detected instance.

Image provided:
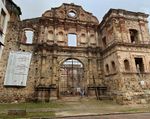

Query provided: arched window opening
[124,59,130,71]
[105,64,109,74]
[129,29,138,43]
[68,34,77,46]
[22,30,34,44]
[111,61,116,71]
[63,59,83,68]
[58,31,64,41]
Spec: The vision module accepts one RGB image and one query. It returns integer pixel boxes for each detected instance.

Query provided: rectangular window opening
[25,30,34,44]
[135,58,144,73]
[129,29,138,43]
[68,34,77,47]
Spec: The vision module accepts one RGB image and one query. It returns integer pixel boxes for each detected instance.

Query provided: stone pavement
[56,113,150,119]
[54,97,149,117]
[1,97,150,118]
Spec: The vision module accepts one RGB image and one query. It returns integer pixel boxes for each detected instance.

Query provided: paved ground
[57,113,150,119]
[55,97,149,117]
[1,97,150,118]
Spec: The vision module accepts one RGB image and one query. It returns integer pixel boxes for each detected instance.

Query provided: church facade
[0,3,150,104]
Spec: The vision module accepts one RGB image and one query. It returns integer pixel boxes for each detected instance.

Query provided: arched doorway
[59,59,84,96]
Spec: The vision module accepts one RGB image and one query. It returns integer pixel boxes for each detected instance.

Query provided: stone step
[8,109,26,116]
[98,95,111,100]
[60,96,88,102]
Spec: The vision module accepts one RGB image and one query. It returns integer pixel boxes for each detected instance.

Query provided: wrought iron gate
[59,59,84,96]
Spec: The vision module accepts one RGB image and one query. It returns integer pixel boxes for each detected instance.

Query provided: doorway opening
[60,59,84,96]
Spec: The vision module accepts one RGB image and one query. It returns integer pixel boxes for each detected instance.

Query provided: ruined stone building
[0,0,10,58]
[0,2,150,104]
[0,0,21,60]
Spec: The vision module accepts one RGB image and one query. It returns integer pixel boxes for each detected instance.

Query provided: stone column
[49,56,53,84]
[88,58,93,85]
[112,18,120,41]
[87,29,90,46]
[45,27,48,41]
[40,26,45,42]
[52,50,58,84]
[88,49,93,85]
[95,32,98,46]
[52,54,59,99]
[40,49,47,85]
[54,26,57,44]
[138,20,145,42]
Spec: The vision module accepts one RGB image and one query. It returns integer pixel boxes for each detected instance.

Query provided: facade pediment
[42,3,99,24]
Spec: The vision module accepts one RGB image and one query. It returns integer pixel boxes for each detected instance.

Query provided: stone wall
[0,4,150,104]
[99,9,150,104]
[0,3,101,102]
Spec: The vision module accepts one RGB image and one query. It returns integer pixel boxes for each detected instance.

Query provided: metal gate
[59,59,84,96]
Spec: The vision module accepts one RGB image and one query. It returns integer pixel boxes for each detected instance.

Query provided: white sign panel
[4,51,32,86]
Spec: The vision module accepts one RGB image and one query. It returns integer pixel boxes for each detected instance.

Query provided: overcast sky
[13,0,150,27]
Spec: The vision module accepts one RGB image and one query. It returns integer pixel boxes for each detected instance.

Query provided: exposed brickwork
[0,4,150,104]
